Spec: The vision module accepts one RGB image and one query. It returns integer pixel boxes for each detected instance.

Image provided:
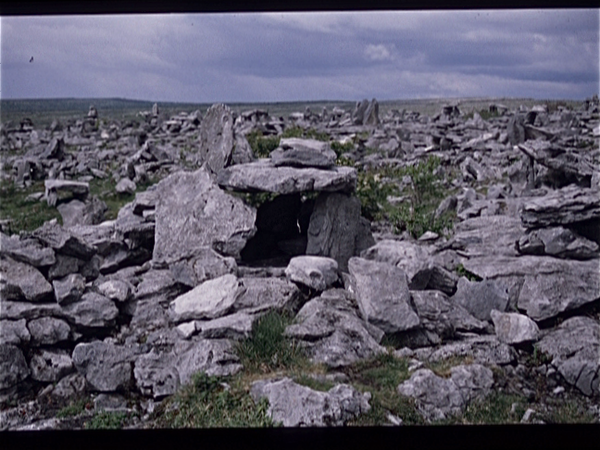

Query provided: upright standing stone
[306,193,374,272]
[198,103,235,175]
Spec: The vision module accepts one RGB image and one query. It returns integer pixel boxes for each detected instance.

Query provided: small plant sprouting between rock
[456,263,483,282]
[246,130,280,158]
[56,397,92,418]
[235,310,307,373]
[154,372,276,428]
[443,392,528,425]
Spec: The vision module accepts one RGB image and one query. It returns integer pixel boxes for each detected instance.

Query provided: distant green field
[0,97,584,129]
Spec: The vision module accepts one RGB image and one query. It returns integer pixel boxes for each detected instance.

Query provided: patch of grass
[56,397,92,418]
[0,179,62,233]
[386,156,457,238]
[542,398,598,424]
[293,374,337,392]
[236,310,308,374]
[154,372,277,428]
[343,353,424,426]
[89,176,154,221]
[355,170,397,222]
[529,346,553,367]
[330,141,355,157]
[456,263,483,282]
[246,130,280,158]
[282,126,330,142]
[84,411,132,430]
[443,392,528,425]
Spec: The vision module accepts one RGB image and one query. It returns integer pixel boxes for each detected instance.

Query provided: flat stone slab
[520,185,600,228]
[217,160,357,194]
[44,179,89,206]
[271,138,337,169]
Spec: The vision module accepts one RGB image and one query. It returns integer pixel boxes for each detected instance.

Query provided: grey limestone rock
[452,277,509,322]
[0,256,54,302]
[167,247,237,288]
[0,233,55,268]
[285,255,339,291]
[250,377,371,427]
[134,350,180,399]
[196,311,256,340]
[28,222,96,260]
[62,292,119,329]
[0,344,30,391]
[360,239,432,281]
[397,364,494,422]
[520,185,600,229]
[72,341,143,392]
[29,349,73,382]
[271,138,337,169]
[348,257,420,334]
[307,193,374,272]
[169,274,244,323]
[410,262,459,296]
[231,277,302,315]
[516,226,598,260]
[410,290,488,338]
[284,289,386,368]
[27,317,71,345]
[0,319,31,346]
[174,338,242,382]
[44,179,89,207]
[536,317,599,397]
[96,279,133,303]
[415,334,517,367]
[115,178,136,195]
[153,168,256,263]
[217,160,357,194]
[198,103,235,175]
[490,310,540,344]
[52,273,86,305]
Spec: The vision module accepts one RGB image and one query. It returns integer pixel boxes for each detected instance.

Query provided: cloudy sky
[1,9,598,102]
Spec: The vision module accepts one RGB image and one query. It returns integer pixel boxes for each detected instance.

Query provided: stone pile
[1,96,599,429]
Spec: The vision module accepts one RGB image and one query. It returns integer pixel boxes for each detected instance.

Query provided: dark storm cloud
[1,10,598,102]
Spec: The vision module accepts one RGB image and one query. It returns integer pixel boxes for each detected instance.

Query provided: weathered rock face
[0,256,54,302]
[536,317,599,397]
[360,239,432,281]
[251,378,371,426]
[0,344,30,391]
[169,274,244,323]
[29,349,73,382]
[217,160,357,194]
[490,310,539,344]
[198,103,235,175]
[271,138,337,169]
[152,168,256,263]
[306,193,375,271]
[284,289,386,368]
[72,341,141,392]
[347,257,420,334]
[397,364,494,422]
[516,226,599,260]
[451,277,509,322]
[0,233,55,268]
[520,185,600,230]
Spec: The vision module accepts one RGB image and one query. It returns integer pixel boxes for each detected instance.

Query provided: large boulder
[490,310,540,344]
[152,168,256,263]
[460,255,600,321]
[306,193,375,271]
[250,378,371,426]
[360,239,432,281]
[536,317,599,397]
[284,289,386,368]
[348,257,419,334]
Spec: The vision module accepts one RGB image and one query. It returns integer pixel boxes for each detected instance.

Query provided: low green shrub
[246,130,280,158]
[84,411,131,429]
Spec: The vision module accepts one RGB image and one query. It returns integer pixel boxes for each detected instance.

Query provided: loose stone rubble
[0,96,598,429]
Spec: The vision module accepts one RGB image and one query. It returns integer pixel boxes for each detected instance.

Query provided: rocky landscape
[0,96,599,430]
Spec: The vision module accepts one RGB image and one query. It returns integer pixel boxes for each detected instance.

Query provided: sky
[1,9,599,103]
